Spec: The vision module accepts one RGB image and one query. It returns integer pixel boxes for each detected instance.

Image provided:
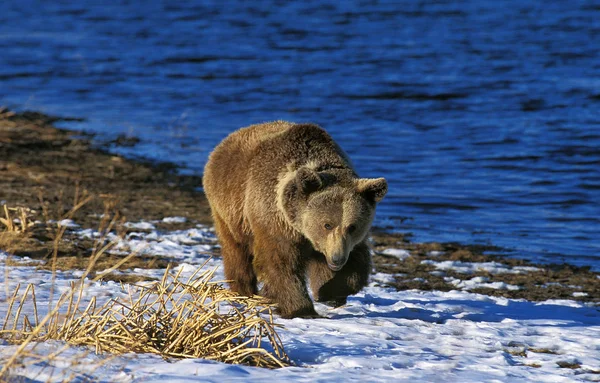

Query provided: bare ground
[1,107,598,303]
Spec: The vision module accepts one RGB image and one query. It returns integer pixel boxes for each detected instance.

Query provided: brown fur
[203,122,387,318]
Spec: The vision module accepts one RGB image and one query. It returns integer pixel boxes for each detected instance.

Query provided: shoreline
[0,107,598,303]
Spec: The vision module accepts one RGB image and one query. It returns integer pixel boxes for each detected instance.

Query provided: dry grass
[0,198,290,381]
[0,205,35,233]
[0,264,290,375]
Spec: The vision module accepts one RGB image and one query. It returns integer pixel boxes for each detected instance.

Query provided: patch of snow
[423,260,540,275]
[161,216,187,224]
[371,272,397,285]
[535,300,585,308]
[124,221,156,230]
[78,228,101,239]
[572,292,588,297]
[0,251,43,265]
[380,248,410,260]
[57,219,79,228]
[445,276,521,291]
[47,219,80,228]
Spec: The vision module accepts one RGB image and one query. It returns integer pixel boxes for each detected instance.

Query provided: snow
[46,219,80,228]
[379,248,411,260]
[371,272,400,286]
[445,276,522,291]
[1,224,599,382]
[422,260,541,275]
[57,219,79,228]
[161,216,187,224]
[124,220,156,230]
[428,250,444,257]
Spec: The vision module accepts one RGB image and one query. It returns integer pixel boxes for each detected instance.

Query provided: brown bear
[203,121,387,318]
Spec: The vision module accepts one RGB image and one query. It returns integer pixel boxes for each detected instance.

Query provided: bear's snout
[327,254,348,271]
[325,234,352,271]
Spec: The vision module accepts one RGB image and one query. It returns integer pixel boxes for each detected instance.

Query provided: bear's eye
[324,223,333,230]
[347,224,356,234]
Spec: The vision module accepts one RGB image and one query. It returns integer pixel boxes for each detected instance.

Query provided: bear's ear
[356,178,388,203]
[296,167,322,195]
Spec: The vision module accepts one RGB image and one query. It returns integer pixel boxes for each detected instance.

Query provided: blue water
[1,1,599,269]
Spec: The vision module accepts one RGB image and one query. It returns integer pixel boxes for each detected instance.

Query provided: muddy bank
[0,108,598,303]
[0,108,211,226]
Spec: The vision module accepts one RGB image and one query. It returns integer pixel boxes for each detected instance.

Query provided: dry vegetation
[0,199,290,381]
[0,205,35,233]
[0,265,289,379]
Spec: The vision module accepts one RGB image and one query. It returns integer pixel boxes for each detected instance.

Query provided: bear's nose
[328,254,347,271]
[330,254,345,265]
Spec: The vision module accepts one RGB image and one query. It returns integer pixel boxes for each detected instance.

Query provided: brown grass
[0,264,290,377]
[0,205,35,233]
[0,199,290,380]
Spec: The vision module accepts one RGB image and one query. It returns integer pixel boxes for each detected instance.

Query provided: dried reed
[1,263,290,377]
[0,205,35,233]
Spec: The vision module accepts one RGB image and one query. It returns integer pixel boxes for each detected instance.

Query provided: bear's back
[225,120,295,154]
[250,122,353,175]
[203,121,297,236]
[203,121,354,238]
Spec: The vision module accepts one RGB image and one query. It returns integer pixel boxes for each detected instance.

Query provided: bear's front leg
[252,232,318,319]
[213,213,257,296]
[307,241,371,307]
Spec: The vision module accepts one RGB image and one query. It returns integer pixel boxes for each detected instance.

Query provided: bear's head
[279,167,387,271]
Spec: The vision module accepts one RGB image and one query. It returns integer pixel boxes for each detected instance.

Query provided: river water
[1,1,599,268]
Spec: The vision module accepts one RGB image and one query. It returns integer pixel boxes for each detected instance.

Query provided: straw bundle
[1,264,290,370]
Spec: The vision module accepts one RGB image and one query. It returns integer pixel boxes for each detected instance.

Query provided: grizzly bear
[203,121,387,318]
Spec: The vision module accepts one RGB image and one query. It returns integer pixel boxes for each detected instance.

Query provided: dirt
[1,107,598,302]
[0,108,211,227]
[370,231,599,303]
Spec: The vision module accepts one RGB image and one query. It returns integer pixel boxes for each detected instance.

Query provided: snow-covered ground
[1,221,599,382]
[421,260,541,275]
